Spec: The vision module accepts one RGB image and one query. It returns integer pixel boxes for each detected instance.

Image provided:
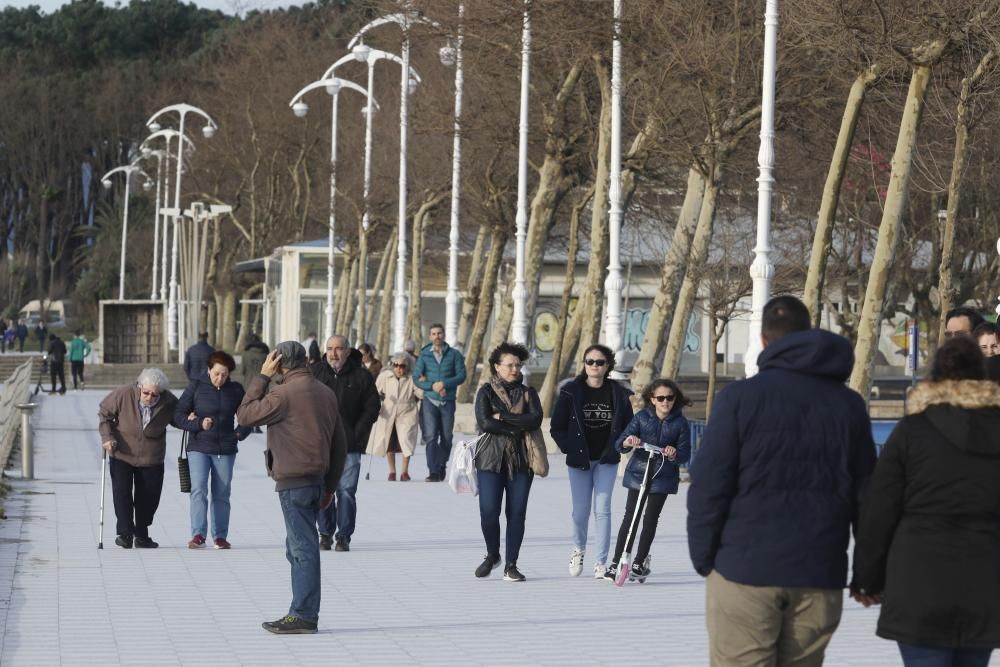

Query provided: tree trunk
[574,54,613,360]
[355,222,369,345]
[376,231,398,358]
[368,232,394,354]
[937,50,996,343]
[540,187,590,414]
[457,224,509,403]
[407,209,424,344]
[803,65,879,325]
[706,314,720,420]
[337,251,358,337]
[661,166,721,379]
[850,60,938,399]
[233,283,263,353]
[630,168,706,388]
[457,220,490,350]
[221,289,237,351]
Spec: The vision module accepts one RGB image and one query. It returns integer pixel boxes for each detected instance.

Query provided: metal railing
[0,359,36,472]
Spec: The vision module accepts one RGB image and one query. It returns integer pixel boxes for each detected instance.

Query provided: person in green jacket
[68,331,92,390]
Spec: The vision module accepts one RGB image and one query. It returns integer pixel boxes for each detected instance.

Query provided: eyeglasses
[943,331,970,339]
[584,358,608,367]
[651,394,675,403]
[392,363,408,369]
[499,362,523,369]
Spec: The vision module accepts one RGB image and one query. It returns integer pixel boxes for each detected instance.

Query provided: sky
[1,0,298,15]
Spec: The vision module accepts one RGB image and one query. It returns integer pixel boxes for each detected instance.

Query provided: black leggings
[612,489,668,564]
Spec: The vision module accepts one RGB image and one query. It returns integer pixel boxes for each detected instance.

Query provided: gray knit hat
[274,340,307,371]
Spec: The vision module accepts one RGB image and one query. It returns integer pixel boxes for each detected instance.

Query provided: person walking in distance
[236,342,348,635]
[98,368,179,549]
[550,344,634,579]
[35,321,47,353]
[184,331,215,382]
[16,320,28,353]
[367,352,423,481]
[687,295,876,666]
[47,333,67,394]
[311,335,380,552]
[413,324,466,482]
[68,330,92,390]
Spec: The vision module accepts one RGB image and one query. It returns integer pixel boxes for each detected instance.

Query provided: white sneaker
[593,562,606,579]
[569,548,585,577]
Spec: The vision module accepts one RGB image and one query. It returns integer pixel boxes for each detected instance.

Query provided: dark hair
[985,355,1000,386]
[429,323,445,334]
[359,343,376,358]
[641,378,692,409]
[576,344,616,380]
[488,342,530,375]
[308,339,321,364]
[198,331,209,341]
[929,337,985,382]
[761,295,811,343]
[945,307,985,332]
[972,322,997,341]
[207,350,236,372]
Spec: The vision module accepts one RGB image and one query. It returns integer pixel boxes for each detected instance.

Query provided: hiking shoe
[603,564,618,582]
[134,536,158,549]
[334,538,349,552]
[188,534,206,549]
[475,553,501,578]
[261,615,317,635]
[593,562,607,579]
[115,535,133,549]
[569,548,585,577]
[319,533,333,551]
[503,562,526,582]
[213,538,231,550]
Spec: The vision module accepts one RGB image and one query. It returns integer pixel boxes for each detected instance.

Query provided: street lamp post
[101,162,152,301]
[139,148,167,300]
[442,3,465,347]
[603,0,625,358]
[511,0,532,346]
[290,76,375,342]
[744,0,778,377]
[145,104,218,352]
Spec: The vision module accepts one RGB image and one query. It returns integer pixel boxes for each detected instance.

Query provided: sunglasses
[392,363,408,369]
[651,394,675,403]
[584,358,608,367]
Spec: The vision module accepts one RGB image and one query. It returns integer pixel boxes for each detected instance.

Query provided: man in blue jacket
[413,324,466,481]
[687,295,876,666]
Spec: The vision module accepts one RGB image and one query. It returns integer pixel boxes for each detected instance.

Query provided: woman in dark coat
[605,378,691,583]
[550,344,634,578]
[473,342,543,583]
[853,337,1000,667]
[174,350,250,549]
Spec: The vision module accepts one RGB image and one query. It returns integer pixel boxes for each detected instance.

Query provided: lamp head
[102,179,112,190]
[439,45,456,67]
[361,105,376,119]
[142,180,153,192]
[352,43,371,63]
[292,101,309,118]
[325,79,342,96]
[201,125,216,139]
[408,78,418,95]
[148,121,161,132]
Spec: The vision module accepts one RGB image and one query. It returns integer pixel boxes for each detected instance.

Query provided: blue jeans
[567,462,617,564]
[421,400,456,477]
[278,484,323,623]
[317,452,361,541]
[188,452,235,539]
[477,469,533,563]
[898,643,993,667]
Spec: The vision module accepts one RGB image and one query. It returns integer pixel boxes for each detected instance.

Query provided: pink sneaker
[188,534,206,549]
[214,538,231,550]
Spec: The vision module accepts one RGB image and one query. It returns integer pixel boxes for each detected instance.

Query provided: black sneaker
[424,473,441,482]
[630,558,651,583]
[319,533,333,551]
[262,615,318,635]
[475,553,501,578]
[334,538,349,552]
[134,536,159,549]
[115,535,133,549]
[503,562,526,582]
[603,564,618,582]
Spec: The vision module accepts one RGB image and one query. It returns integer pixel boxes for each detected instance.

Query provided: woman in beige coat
[367,352,423,480]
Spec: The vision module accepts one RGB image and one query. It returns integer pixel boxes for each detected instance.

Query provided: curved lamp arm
[347,12,444,49]
[288,77,379,110]
[145,103,219,132]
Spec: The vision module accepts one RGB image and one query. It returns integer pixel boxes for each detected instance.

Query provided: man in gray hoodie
[237,341,348,635]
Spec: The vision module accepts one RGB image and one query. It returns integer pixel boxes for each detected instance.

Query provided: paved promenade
[0,391,923,665]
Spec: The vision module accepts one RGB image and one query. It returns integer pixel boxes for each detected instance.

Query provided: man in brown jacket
[236,340,347,635]
[99,368,179,549]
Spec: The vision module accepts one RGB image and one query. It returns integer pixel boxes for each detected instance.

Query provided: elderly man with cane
[237,341,348,635]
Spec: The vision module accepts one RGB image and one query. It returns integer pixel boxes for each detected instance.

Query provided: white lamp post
[744,0,778,377]
[290,76,376,342]
[101,161,152,301]
[139,147,167,300]
[511,0,532,346]
[442,3,465,347]
[145,104,218,352]
[603,0,625,358]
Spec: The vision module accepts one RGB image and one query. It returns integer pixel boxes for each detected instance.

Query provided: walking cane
[364,453,373,481]
[98,449,108,549]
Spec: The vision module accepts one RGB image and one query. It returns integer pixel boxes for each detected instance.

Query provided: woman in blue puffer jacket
[604,378,691,583]
[174,350,251,550]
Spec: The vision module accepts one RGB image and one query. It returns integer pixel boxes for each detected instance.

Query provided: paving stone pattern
[0,391,968,666]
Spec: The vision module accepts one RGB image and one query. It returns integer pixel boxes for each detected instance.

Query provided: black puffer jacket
[550,377,634,469]
[474,380,542,476]
[311,348,380,453]
[854,379,1000,650]
[173,375,251,456]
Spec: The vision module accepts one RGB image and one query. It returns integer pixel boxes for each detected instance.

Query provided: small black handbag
[178,431,191,493]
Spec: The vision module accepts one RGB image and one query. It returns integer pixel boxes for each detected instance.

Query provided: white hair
[137,368,170,391]
[389,352,412,373]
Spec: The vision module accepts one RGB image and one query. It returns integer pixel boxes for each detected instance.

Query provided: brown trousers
[705,570,843,667]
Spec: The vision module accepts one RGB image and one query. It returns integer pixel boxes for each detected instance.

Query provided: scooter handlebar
[640,442,664,454]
